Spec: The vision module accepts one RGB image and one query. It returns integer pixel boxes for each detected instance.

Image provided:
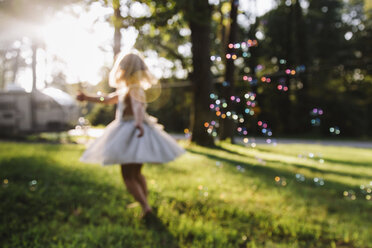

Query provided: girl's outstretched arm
[76,91,118,104]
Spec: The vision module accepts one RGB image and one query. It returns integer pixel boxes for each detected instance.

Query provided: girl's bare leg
[134,165,148,197]
[132,164,152,215]
[121,164,152,215]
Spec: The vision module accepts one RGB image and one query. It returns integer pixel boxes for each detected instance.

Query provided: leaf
[221,1,231,15]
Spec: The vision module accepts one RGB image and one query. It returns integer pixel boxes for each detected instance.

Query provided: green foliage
[1,141,372,247]
[147,86,192,133]
[251,0,372,137]
[134,0,191,75]
[86,104,116,126]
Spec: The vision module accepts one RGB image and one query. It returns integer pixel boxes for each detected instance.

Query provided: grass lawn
[0,140,371,248]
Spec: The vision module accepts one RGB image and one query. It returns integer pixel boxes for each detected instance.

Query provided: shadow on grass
[144,213,179,248]
[147,151,365,248]
[321,157,372,168]
[255,146,372,168]
[213,144,372,181]
[288,162,372,180]
[0,131,75,144]
[0,155,177,247]
[214,145,247,157]
[1,142,370,247]
[185,147,372,215]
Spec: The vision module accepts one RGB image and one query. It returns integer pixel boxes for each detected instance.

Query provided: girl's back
[123,92,134,117]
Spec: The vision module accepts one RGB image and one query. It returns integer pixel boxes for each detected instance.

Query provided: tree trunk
[247,17,260,136]
[113,0,122,57]
[31,42,38,130]
[31,43,37,92]
[294,0,309,133]
[189,1,215,146]
[219,0,238,142]
[11,48,20,84]
[0,51,7,90]
[280,3,294,134]
[219,1,227,56]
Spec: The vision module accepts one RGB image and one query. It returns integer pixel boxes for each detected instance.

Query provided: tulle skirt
[80,119,185,166]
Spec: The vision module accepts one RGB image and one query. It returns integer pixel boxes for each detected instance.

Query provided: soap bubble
[29,180,38,191]
[313,177,325,186]
[360,184,371,193]
[184,128,191,138]
[275,176,287,187]
[198,185,209,197]
[222,81,230,87]
[236,165,245,173]
[363,182,372,200]
[295,173,305,182]
[2,179,9,188]
[255,156,266,165]
[255,64,264,72]
[311,118,321,127]
[205,120,219,137]
[280,59,287,64]
[343,190,356,200]
[329,126,341,135]
[309,108,323,127]
[216,161,223,167]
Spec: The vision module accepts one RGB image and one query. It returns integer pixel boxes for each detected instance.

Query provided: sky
[241,0,276,17]
[10,0,276,92]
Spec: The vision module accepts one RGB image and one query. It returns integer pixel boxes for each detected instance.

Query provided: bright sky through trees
[14,0,276,91]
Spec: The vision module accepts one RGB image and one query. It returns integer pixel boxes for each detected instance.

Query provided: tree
[219,0,239,142]
[131,0,215,146]
[187,0,215,146]
[112,0,123,57]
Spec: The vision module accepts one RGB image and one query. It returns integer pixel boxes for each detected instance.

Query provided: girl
[76,52,185,217]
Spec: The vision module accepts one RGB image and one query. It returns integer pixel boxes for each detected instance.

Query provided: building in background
[0,85,79,134]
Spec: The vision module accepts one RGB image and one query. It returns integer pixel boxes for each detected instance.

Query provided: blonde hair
[109,51,157,90]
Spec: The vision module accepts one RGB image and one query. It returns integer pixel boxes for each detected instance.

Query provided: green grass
[0,140,371,248]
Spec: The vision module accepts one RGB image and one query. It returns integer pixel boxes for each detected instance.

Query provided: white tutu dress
[80,88,185,166]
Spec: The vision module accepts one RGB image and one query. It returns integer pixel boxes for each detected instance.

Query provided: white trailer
[0,86,79,133]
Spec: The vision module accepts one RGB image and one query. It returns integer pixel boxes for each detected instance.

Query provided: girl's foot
[141,209,158,226]
[142,206,153,218]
